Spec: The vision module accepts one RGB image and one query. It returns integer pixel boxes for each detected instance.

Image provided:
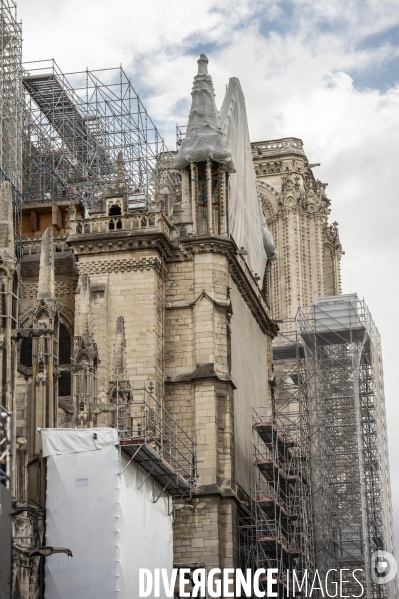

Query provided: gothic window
[109,204,121,216]
[58,323,71,396]
[20,335,33,368]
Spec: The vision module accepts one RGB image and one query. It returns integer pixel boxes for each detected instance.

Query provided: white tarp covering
[173,55,235,172]
[174,56,276,277]
[41,427,118,456]
[220,77,277,276]
[43,428,173,599]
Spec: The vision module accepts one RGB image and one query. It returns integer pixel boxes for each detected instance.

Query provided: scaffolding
[115,380,196,498]
[21,59,176,208]
[0,0,23,189]
[239,321,315,598]
[298,295,397,598]
[0,0,24,259]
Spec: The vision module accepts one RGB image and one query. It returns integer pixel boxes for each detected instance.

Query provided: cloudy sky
[17,0,399,554]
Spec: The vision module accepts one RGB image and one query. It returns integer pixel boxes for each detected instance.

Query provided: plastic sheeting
[174,54,277,276]
[220,78,277,277]
[44,428,173,599]
[173,55,235,172]
[41,427,118,457]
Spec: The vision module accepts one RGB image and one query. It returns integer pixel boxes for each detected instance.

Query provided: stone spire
[107,151,128,195]
[79,275,92,343]
[174,54,235,172]
[37,227,55,302]
[114,316,126,379]
[115,151,125,181]
[0,181,15,260]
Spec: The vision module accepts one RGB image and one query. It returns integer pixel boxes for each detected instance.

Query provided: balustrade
[70,212,169,236]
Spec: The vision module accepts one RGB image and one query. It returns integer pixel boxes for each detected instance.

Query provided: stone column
[206,159,213,234]
[220,168,227,236]
[190,162,197,234]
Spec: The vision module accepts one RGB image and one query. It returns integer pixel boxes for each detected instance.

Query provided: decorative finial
[174,54,235,172]
[197,54,209,76]
[116,151,124,181]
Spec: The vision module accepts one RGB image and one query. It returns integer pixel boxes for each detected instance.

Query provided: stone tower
[168,54,277,568]
[251,138,343,320]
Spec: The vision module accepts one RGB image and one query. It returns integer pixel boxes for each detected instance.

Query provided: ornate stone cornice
[76,255,163,277]
[68,228,277,338]
[67,229,175,262]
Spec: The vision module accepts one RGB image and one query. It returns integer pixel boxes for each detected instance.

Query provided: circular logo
[371,550,398,585]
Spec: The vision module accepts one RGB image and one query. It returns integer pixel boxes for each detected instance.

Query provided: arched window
[109,204,121,216]
[20,336,33,368]
[59,324,71,364]
[58,323,71,396]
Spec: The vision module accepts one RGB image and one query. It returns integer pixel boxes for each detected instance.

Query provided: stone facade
[11,206,276,581]
[8,162,278,599]
[4,59,281,598]
[252,138,343,320]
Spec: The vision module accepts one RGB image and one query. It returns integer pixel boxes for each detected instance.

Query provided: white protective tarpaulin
[220,77,277,277]
[173,54,235,172]
[41,426,118,456]
[174,54,276,277]
[42,428,173,599]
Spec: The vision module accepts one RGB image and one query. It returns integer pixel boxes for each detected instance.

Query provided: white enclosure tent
[42,427,173,599]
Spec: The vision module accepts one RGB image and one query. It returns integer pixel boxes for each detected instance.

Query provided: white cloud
[16,0,399,555]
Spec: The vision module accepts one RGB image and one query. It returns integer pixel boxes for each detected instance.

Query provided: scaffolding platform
[22,59,177,206]
[301,327,365,347]
[273,344,305,360]
[116,384,196,498]
[258,536,301,564]
[249,328,315,597]
[256,497,294,528]
[253,421,295,450]
[298,296,397,598]
[255,458,300,491]
[120,439,193,495]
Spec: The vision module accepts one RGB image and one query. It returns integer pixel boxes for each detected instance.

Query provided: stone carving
[37,228,55,302]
